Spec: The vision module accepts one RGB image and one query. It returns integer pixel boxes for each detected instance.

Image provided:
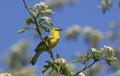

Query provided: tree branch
[22,0,55,61]
[74,59,102,76]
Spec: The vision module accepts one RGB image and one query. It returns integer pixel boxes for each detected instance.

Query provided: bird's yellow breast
[48,38,59,49]
[47,30,60,49]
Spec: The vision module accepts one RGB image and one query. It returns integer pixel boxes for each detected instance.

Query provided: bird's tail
[30,51,42,65]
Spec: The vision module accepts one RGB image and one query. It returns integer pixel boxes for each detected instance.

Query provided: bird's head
[50,28,62,33]
[49,28,62,38]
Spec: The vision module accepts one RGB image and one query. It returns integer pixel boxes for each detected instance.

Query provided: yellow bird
[30,28,62,65]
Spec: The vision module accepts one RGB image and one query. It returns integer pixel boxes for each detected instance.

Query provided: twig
[74,59,102,76]
[22,0,55,61]
[23,0,34,19]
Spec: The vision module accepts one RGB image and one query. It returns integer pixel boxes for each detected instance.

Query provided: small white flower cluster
[103,46,114,52]
[101,46,115,56]
[82,26,103,39]
[66,25,103,40]
[101,46,114,53]
[0,73,12,76]
[66,24,81,34]
[55,58,68,66]
[82,26,92,34]
[10,41,29,54]
[91,48,97,52]
[34,1,48,8]
[10,44,22,54]
[66,24,81,38]
[78,72,86,76]
[41,16,51,23]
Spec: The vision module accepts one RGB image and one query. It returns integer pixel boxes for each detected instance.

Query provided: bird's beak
[55,28,62,31]
[58,28,62,31]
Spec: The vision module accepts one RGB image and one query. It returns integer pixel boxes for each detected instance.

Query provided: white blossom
[101,46,115,56]
[10,44,21,54]
[41,16,51,22]
[0,73,12,76]
[82,26,92,34]
[91,48,97,52]
[10,41,29,54]
[55,58,68,66]
[66,24,80,35]
[34,1,48,8]
[78,72,86,76]
[103,46,114,52]
[93,29,103,39]
[72,24,81,32]
[66,27,73,35]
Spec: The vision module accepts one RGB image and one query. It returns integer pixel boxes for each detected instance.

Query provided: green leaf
[105,57,112,65]
[37,7,42,15]
[54,66,59,73]
[44,9,54,14]
[99,0,112,14]
[92,49,102,60]
[42,67,49,73]
[111,56,119,62]
[42,63,51,73]
[44,63,50,68]
[26,18,33,27]
[48,68,54,75]
[28,7,37,19]
[105,49,114,56]
[105,56,118,66]
[85,52,90,61]
[46,60,52,65]
[42,26,50,32]
[45,22,54,27]
[70,59,81,64]
[101,0,106,5]
[17,28,27,34]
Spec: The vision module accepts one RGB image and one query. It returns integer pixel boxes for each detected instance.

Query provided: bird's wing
[35,41,44,52]
[35,35,53,52]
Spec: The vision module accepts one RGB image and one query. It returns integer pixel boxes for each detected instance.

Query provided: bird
[30,28,62,65]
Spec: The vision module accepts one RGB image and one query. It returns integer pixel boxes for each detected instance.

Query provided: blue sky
[0,0,120,75]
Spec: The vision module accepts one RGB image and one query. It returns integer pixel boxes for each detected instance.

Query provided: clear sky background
[0,0,120,76]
